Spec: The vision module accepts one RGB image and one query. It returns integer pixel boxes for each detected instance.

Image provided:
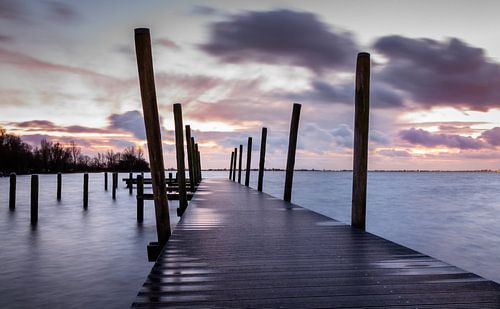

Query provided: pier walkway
[132,178,500,308]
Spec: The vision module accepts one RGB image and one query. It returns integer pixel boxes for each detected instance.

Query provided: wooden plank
[133,179,500,308]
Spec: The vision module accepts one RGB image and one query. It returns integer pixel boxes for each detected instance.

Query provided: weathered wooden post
[190,137,198,184]
[135,28,171,251]
[196,144,202,181]
[137,174,144,223]
[229,151,234,180]
[83,173,89,209]
[232,147,237,182]
[104,172,108,191]
[168,172,172,184]
[284,103,301,202]
[57,173,62,201]
[128,172,133,194]
[185,125,195,192]
[9,173,16,210]
[258,127,267,192]
[173,103,188,216]
[112,172,117,200]
[245,137,252,186]
[351,52,371,230]
[238,144,243,184]
[31,175,38,225]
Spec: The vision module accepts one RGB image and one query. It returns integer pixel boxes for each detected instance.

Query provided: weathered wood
[83,173,89,209]
[284,103,301,202]
[9,173,16,210]
[112,172,117,200]
[104,172,108,191]
[258,127,267,192]
[137,174,144,223]
[30,175,38,225]
[232,147,237,182]
[185,125,195,192]
[229,151,234,180]
[352,52,370,230]
[245,137,252,187]
[128,172,133,194]
[135,27,171,245]
[195,143,202,181]
[190,137,198,184]
[238,144,243,184]
[57,173,62,201]
[173,103,188,215]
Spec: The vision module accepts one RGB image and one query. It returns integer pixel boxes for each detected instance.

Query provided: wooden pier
[132,179,500,308]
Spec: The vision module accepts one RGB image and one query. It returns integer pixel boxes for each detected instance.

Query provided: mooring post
[135,27,171,248]
[173,103,188,216]
[9,173,16,210]
[104,172,108,191]
[258,127,267,192]
[284,103,301,202]
[185,125,195,192]
[31,175,38,225]
[137,174,144,223]
[57,173,62,201]
[238,144,243,184]
[196,144,202,181]
[83,173,89,209]
[245,137,252,186]
[128,172,133,194]
[229,151,234,180]
[351,52,371,230]
[112,172,117,200]
[232,147,237,182]
[190,137,198,185]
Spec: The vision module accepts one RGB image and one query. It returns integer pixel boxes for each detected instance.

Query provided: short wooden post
[173,103,188,215]
[9,173,16,210]
[284,103,301,202]
[232,147,237,181]
[185,125,195,192]
[31,175,38,225]
[245,137,252,187]
[135,27,171,246]
[238,144,243,184]
[258,127,267,192]
[57,173,62,201]
[83,173,89,209]
[104,172,108,191]
[128,172,133,194]
[351,52,371,230]
[137,174,144,223]
[229,151,234,180]
[112,172,117,200]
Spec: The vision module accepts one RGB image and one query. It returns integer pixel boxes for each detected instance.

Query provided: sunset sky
[2,0,500,170]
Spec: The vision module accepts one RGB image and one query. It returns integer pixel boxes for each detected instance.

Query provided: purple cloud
[201,9,358,73]
[46,1,81,23]
[108,111,146,139]
[480,127,500,146]
[399,128,487,149]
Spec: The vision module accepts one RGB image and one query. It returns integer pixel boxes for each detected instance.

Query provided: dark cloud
[201,9,358,73]
[108,110,146,139]
[45,1,81,23]
[10,120,109,134]
[374,35,500,111]
[480,127,500,146]
[399,128,487,149]
[0,33,13,42]
[0,0,26,22]
[190,5,219,16]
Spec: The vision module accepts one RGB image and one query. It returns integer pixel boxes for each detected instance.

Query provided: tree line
[0,128,149,175]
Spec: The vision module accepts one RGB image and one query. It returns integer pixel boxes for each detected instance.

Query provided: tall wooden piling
[173,103,188,214]
[31,175,38,225]
[185,125,195,192]
[245,137,252,187]
[112,172,117,200]
[229,151,234,180]
[258,127,267,192]
[57,173,62,201]
[190,137,198,185]
[238,144,243,184]
[137,174,144,223]
[135,27,171,245]
[129,172,133,194]
[83,173,89,209]
[284,103,301,202]
[351,52,371,230]
[232,147,237,182]
[9,173,16,210]
[195,143,202,181]
[104,172,108,191]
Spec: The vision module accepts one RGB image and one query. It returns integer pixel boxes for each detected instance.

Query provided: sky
[2,0,500,170]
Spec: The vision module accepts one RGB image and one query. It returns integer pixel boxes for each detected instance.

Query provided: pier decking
[132,179,500,308]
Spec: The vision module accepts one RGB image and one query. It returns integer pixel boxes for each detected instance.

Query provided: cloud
[0,0,26,22]
[399,128,487,149]
[45,1,82,23]
[201,9,358,73]
[108,111,146,139]
[374,35,500,111]
[190,5,220,16]
[155,38,179,50]
[9,120,109,134]
[377,149,412,157]
[480,127,500,146]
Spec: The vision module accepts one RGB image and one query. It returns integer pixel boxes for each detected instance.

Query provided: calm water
[0,171,499,308]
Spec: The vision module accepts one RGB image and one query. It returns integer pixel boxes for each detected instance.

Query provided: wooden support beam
[351,52,371,231]
[83,173,89,209]
[57,173,62,201]
[9,173,16,210]
[31,175,38,225]
[173,103,188,216]
[185,125,195,192]
[258,127,267,192]
[238,144,243,184]
[137,174,144,223]
[229,151,234,180]
[284,103,301,202]
[134,28,171,245]
[245,137,252,187]
[232,147,237,182]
